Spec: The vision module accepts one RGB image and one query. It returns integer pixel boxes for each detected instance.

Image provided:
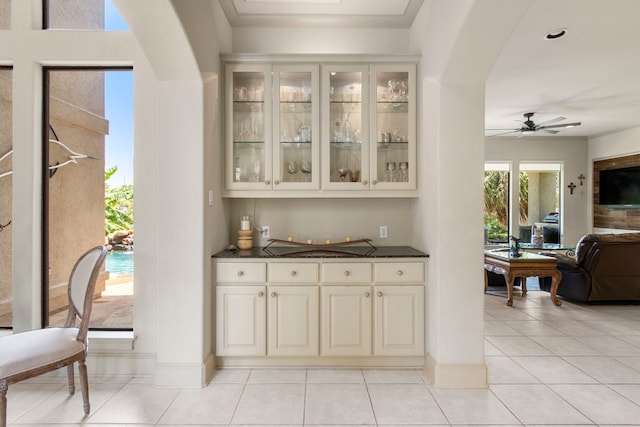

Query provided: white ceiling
[218,0,640,138]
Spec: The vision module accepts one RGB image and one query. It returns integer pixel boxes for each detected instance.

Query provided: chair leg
[78,360,90,415]
[1,379,8,427]
[67,364,75,395]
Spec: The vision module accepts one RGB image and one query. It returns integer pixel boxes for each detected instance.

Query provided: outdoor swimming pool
[106,251,134,274]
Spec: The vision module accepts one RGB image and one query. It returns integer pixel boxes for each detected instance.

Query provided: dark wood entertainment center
[593,153,640,230]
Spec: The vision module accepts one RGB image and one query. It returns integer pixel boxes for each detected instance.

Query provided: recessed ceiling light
[545,28,567,40]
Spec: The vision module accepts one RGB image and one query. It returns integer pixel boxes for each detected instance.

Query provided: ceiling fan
[487,112,581,136]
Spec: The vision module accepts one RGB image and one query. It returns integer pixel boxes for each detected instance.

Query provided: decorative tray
[263,238,376,256]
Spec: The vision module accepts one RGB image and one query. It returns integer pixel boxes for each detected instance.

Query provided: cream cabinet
[373,285,424,356]
[321,64,416,192]
[216,285,266,356]
[215,262,267,356]
[225,63,320,193]
[224,60,417,198]
[214,258,425,362]
[373,262,425,356]
[321,286,372,356]
[268,286,319,356]
[225,64,273,191]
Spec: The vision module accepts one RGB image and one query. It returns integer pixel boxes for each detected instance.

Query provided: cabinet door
[268,286,319,356]
[374,285,424,356]
[321,286,372,356]
[370,64,416,190]
[216,285,266,356]
[225,64,273,190]
[273,65,320,190]
[321,64,370,190]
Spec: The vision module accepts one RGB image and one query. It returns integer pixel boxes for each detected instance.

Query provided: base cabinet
[215,259,425,362]
[216,285,266,356]
[321,286,372,356]
[374,285,424,356]
[268,286,319,356]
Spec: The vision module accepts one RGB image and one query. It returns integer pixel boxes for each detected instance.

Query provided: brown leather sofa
[540,233,640,302]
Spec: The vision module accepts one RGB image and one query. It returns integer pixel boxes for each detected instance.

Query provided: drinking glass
[399,161,408,182]
[385,161,397,182]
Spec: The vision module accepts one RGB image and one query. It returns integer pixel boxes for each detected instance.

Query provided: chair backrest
[64,246,108,342]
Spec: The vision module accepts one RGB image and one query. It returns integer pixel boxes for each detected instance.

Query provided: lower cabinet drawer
[374,262,424,283]
[269,263,318,283]
[322,263,371,283]
[217,262,266,283]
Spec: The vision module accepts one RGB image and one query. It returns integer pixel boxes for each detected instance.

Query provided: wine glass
[300,160,311,174]
[399,161,408,182]
[287,160,299,175]
[385,161,397,182]
[338,168,349,181]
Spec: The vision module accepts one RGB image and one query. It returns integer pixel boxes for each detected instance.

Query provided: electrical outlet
[379,225,388,239]
[261,225,270,239]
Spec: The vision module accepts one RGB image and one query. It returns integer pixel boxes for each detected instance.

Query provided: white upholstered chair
[0,245,107,426]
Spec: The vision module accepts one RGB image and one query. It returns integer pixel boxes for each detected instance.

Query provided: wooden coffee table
[484,249,562,307]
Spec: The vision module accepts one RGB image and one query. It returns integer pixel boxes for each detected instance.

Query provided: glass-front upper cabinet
[321,65,369,190]
[370,64,416,190]
[225,64,272,190]
[273,65,319,190]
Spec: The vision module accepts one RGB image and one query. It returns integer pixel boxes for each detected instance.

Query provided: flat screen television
[599,165,640,207]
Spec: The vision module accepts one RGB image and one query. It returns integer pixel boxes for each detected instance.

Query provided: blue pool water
[106,251,134,274]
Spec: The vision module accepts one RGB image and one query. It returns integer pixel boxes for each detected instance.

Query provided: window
[0,67,11,328]
[519,163,561,244]
[44,0,128,30]
[44,67,133,330]
[484,163,510,243]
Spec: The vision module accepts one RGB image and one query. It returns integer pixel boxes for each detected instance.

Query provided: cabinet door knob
[397,270,404,276]
[274,180,280,185]
[344,270,351,277]
[363,180,368,185]
[291,270,297,276]
[258,291,264,297]
[372,180,377,185]
[364,292,370,298]
[237,271,244,277]
[271,292,277,297]
[264,180,271,185]
[377,291,383,297]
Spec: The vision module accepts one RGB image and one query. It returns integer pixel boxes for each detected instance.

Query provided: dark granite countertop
[212,245,429,259]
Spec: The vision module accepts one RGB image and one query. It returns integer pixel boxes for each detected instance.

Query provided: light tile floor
[6,290,640,426]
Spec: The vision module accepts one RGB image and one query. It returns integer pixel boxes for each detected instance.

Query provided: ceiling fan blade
[539,128,560,134]
[535,116,566,127]
[540,121,582,129]
[486,130,520,136]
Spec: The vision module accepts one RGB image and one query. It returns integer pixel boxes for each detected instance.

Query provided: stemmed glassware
[399,161,408,182]
[385,161,397,182]
[287,160,299,175]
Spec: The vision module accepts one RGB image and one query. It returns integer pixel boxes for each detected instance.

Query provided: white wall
[485,136,590,245]
[588,125,640,233]
[231,27,413,55]
[410,0,534,388]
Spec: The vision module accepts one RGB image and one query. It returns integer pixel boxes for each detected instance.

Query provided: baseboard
[203,351,216,384]
[86,351,156,377]
[423,353,488,388]
[155,358,215,388]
